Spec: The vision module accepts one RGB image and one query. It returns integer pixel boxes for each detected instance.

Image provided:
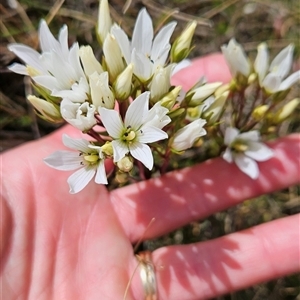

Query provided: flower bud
[97,0,112,44]
[79,45,103,77]
[221,39,250,78]
[27,95,63,123]
[171,119,207,151]
[188,82,222,107]
[89,71,115,109]
[113,63,133,100]
[101,142,113,157]
[117,156,133,172]
[273,98,300,124]
[202,91,229,124]
[149,64,174,103]
[252,105,269,121]
[160,86,182,110]
[171,21,197,63]
[103,34,125,82]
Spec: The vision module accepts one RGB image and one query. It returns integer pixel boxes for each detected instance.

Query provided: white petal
[130,142,153,170]
[68,43,86,79]
[8,44,45,73]
[138,125,168,143]
[238,130,260,142]
[132,8,153,55]
[254,43,269,84]
[224,127,239,145]
[111,140,128,162]
[44,150,83,170]
[39,20,62,54]
[151,22,177,62]
[245,142,274,161]
[234,154,259,179]
[95,161,108,184]
[125,92,150,129]
[58,24,69,59]
[99,107,124,138]
[222,148,233,163]
[278,70,300,91]
[269,44,294,79]
[7,63,28,75]
[68,167,96,194]
[262,73,281,93]
[172,59,192,75]
[62,134,91,152]
[33,75,58,91]
[131,49,153,82]
[111,25,131,64]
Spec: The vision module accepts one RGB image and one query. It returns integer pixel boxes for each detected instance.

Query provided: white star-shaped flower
[111,8,177,82]
[222,128,274,179]
[99,92,170,170]
[8,20,88,94]
[44,134,107,193]
[254,43,300,93]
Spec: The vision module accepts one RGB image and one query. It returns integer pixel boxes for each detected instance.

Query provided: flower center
[122,126,136,142]
[83,153,99,164]
[231,140,248,153]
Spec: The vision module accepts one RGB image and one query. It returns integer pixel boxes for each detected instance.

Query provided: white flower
[99,92,169,170]
[172,119,207,151]
[8,20,88,93]
[254,43,300,93]
[221,39,251,78]
[60,99,97,131]
[111,8,177,82]
[44,134,107,193]
[222,127,274,179]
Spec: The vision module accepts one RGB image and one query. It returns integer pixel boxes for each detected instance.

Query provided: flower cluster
[8,0,299,193]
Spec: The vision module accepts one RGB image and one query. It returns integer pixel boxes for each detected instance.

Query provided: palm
[2,55,299,300]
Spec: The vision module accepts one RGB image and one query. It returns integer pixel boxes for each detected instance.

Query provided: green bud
[27,95,63,123]
[171,21,197,63]
[160,86,182,109]
[168,108,185,120]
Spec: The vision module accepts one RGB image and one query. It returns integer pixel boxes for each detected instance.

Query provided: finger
[171,53,231,90]
[111,134,300,242]
[149,214,300,300]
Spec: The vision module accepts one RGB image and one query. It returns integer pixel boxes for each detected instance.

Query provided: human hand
[1,54,299,300]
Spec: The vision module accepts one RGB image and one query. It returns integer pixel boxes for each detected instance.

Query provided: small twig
[201,0,239,19]
[45,0,66,25]
[141,0,212,27]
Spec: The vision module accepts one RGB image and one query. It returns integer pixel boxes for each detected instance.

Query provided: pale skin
[1,54,299,300]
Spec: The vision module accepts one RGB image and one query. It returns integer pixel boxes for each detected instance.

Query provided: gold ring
[136,251,158,300]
